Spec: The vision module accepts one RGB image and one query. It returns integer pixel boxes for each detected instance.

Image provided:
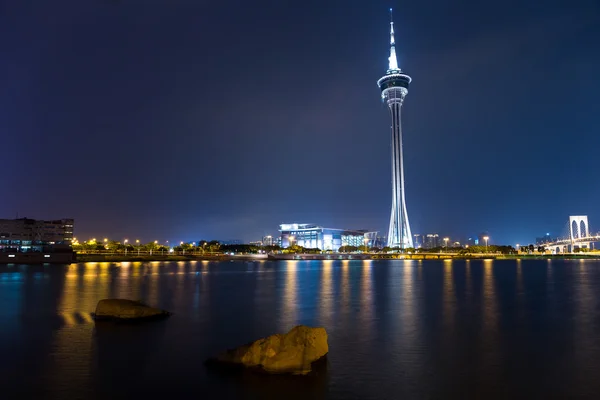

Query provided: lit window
[44,255,50,258]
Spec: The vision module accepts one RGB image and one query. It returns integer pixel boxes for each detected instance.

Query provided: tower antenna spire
[388,7,399,71]
[389,8,395,45]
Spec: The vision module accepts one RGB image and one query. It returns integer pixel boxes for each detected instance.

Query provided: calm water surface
[2,259,600,399]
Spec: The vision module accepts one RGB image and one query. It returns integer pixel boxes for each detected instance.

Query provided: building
[413,234,424,248]
[0,218,74,252]
[377,9,413,249]
[424,233,439,249]
[262,235,274,246]
[219,239,243,245]
[536,233,554,245]
[279,223,372,251]
[364,231,380,248]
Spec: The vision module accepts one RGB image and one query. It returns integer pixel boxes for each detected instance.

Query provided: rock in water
[94,299,170,321]
[211,325,328,375]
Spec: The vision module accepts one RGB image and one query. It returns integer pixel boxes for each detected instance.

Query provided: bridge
[539,215,600,254]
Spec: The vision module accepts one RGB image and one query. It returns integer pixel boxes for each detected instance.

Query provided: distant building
[364,231,380,248]
[220,239,243,245]
[478,232,490,246]
[262,235,274,246]
[536,233,554,245]
[279,223,371,251]
[413,234,424,248]
[0,218,74,252]
[424,233,439,249]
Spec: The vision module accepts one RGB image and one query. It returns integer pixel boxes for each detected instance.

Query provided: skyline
[2,1,599,245]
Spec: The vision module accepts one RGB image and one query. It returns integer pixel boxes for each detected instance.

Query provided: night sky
[2,0,599,245]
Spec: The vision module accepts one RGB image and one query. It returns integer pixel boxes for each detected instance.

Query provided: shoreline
[71,253,600,263]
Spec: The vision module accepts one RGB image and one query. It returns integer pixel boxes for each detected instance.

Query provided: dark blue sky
[2,0,599,245]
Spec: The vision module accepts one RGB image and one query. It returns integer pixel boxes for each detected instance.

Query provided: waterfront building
[424,233,440,249]
[248,241,262,247]
[0,217,74,252]
[375,235,387,249]
[279,223,372,251]
[377,9,413,249]
[364,231,379,248]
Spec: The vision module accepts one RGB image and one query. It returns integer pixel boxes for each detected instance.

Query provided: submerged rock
[209,325,328,375]
[94,299,170,321]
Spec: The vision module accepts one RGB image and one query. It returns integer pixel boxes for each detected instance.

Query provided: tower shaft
[385,89,412,248]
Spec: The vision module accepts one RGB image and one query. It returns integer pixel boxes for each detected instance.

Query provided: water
[2,259,600,399]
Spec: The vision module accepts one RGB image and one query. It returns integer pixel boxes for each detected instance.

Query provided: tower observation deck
[377,8,413,249]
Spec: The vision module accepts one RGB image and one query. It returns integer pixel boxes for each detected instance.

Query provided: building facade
[413,234,424,249]
[424,233,440,249]
[0,218,74,252]
[279,223,373,251]
[262,235,274,246]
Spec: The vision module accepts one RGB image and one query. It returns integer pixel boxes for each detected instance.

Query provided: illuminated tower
[377,8,413,249]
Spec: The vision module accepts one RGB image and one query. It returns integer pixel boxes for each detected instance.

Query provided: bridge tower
[569,215,591,251]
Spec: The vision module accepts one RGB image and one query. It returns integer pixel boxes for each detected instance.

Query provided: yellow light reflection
[77,311,94,323]
[465,260,473,297]
[319,260,333,326]
[60,311,77,326]
[482,259,498,333]
[516,258,523,295]
[360,260,374,338]
[341,259,350,306]
[281,261,298,331]
[443,260,455,326]
[399,261,417,348]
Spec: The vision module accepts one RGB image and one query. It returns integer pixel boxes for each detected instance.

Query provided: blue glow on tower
[377,9,413,249]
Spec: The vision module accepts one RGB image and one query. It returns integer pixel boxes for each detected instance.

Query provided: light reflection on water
[1,259,600,399]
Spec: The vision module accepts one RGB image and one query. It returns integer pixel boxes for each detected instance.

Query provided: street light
[124,239,128,255]
[136,239,140,256]
[181,241,185,255]
[444,237,449,252]
[516,243,520,253]
[483,236,489,252]
[289,236,295,248]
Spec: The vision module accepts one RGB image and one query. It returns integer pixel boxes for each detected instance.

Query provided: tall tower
[377,8,413,249]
